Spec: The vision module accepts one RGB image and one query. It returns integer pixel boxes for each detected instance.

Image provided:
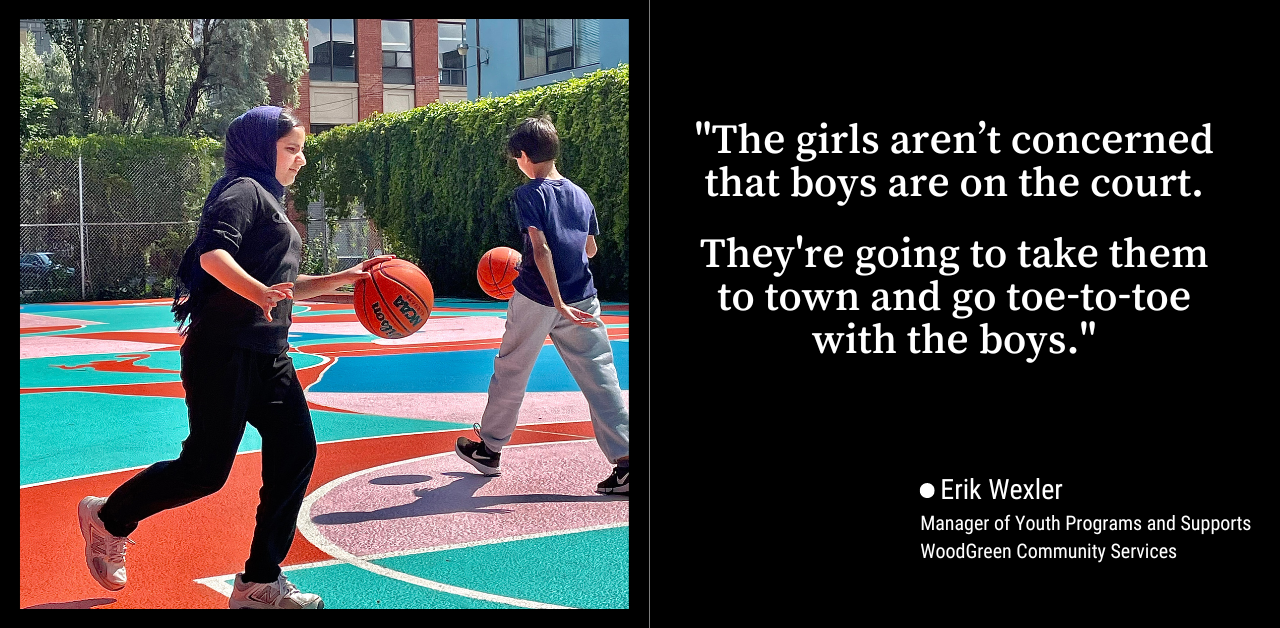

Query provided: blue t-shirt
[511,177,600,307]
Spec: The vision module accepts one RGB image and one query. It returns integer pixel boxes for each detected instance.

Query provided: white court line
[194,559,346,597]
[18,423,593,489]
[295,444,623,609]
[19,430,452,489]
[515,426,598,439]
[18,429,445,490]
[195,520,627,601]
[354,521,628,561]
[21,464,155,489]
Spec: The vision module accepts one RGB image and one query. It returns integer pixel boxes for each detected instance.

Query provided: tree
[178,19,309,137]
[20,38,57,148]
[41,19,307,139]
[41,39,81,136]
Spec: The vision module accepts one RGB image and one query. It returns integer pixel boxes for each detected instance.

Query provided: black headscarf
[172,105,286,334]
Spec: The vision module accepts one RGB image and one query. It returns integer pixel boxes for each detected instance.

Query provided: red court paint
[20,422,597,609]
[21,325,84,334]
[53,355,180,374]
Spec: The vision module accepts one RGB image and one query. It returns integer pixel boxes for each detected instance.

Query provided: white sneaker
[77,496,135,591]
[229,573,324,609]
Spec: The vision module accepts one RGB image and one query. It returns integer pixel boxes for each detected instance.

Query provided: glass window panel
[548,49,573,73]
[439,68,464,86]
[383,52,396,68]
[333,41,355,67]
[397,51,412,68]
[314,45,332,65]
[576,19,600,66]
[308,20,330,64]
[334,66,355,82]
[439,23,463,41]
[333,19,354,45]
[522,19,546,78]
[382,20,411,52]
[310,65,331,81]
[383,67,413,85]
[548,19,573,51]
[441,49,463,70]
[439,23,464,73]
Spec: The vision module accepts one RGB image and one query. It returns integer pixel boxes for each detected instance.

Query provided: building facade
[296,19,470,136]
[284,19,472,268]
[19,19,53,56]
[462,19,629,101]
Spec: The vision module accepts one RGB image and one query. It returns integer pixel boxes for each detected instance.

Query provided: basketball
[477,246,521,300]
[354,259,435,339]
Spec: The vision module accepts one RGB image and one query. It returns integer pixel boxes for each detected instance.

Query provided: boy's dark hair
[507,114,560,163]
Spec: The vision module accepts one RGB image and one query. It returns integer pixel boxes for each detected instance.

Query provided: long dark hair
[277,108,302,140]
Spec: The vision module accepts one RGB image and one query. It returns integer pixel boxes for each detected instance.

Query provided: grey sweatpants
[478,290,629,464]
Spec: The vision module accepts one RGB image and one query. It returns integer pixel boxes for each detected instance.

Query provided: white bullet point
[920,483,935,498]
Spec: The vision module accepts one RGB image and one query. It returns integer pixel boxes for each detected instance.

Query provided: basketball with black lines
[353,259,435,338]
[477,246,521,300]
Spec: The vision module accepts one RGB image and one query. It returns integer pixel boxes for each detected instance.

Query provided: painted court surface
[20,296,629,609]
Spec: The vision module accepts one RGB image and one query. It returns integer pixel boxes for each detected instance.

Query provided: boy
[455,115,630,494]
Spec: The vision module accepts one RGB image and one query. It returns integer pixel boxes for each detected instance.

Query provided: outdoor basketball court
[20,295,630,609]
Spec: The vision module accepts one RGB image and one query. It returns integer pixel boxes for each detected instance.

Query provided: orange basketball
[477,246,521,300]
[354,259,435,339]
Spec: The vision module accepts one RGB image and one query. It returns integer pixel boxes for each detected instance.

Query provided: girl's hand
[344,255,398,283]
[260,282,295,322]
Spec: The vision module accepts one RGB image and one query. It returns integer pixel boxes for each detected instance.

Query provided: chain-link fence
[303,205,385,275]
[20,145,208,304]
[21,145,382,305]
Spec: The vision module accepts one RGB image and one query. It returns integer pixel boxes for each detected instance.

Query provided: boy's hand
[557,303,599,328]
[260,282,295,322]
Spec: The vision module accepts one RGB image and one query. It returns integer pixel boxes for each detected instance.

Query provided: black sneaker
[455,425,501,476]
[596,465,629,495]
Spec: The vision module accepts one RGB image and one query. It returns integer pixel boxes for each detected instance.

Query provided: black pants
[98,336,317,584]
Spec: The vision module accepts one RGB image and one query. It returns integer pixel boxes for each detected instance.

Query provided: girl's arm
[199,249,293,322]
[293,255,397,301]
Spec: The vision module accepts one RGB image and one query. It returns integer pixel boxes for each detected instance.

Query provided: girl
[78,105,392,609]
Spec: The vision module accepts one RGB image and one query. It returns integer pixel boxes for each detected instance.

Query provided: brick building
[271,19,470,270]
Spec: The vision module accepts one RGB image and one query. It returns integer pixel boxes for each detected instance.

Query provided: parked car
[21,252,76,289]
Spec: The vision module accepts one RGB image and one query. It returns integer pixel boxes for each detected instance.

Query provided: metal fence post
[22,142,216,304]
[78,150,86,301]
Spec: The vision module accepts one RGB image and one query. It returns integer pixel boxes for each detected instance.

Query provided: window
[309,19,356,82]
[520,19,600,79]
[310,124,340,136]
[382,20,413,85]
[439,21,466,86]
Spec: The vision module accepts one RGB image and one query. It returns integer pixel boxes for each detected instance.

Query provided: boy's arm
[529,226,598,328]
[586,235,597,258]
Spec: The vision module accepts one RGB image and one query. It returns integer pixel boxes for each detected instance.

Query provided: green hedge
[22,135,225,223]
[20,135,224,302]
[294,64,629,300]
